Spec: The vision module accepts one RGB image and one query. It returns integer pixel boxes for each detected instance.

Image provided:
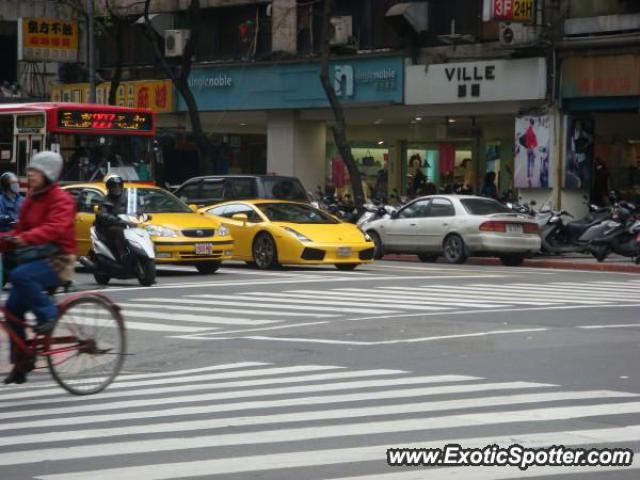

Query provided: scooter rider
[95,175,128,262]
[0,172,24,232]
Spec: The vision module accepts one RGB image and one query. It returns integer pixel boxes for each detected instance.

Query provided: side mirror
[390,210,399,219]
[232,213,248,224]
[189,204,198,212]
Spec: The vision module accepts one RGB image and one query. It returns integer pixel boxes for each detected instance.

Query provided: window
[262,177,308,201]
[177,181,201,202]
[461,198,512,215]
[427,198,455,217]
[257,203,338,224]
[226,178,256,199]
[220,203,262,223]
[201,180,225,201]
[399,200,430,218]
[207,206,227,217]
[78,189,104,214]
[126,188,191,213]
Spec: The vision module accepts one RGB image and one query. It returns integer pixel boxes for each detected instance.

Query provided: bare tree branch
[319,0,365,211]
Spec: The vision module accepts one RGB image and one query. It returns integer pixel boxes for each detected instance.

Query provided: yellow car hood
[144,212,221,231]
[274,222,367,244]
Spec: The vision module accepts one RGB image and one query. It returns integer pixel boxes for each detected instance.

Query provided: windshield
[257,203,339,224]
[262,177,308,201]
[55,134,155,182]
[128,188,191,213]
[461,198,513,215]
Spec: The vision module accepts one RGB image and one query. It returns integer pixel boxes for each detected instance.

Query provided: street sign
[17,17,79,62]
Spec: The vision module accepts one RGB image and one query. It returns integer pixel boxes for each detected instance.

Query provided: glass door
[16,134,44,177]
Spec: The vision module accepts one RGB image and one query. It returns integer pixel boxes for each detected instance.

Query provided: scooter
[80,213,156,286]
[588,203,639,263]
[356,202,396,228]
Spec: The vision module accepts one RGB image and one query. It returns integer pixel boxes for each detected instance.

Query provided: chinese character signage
[50,80,174,113]
[562,55,640,98]
[57,110,153,131]
[18,17,78,62]
[491,0,535,22]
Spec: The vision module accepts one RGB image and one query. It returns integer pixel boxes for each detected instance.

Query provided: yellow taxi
[64,183,234,273]
[200,199,375,270]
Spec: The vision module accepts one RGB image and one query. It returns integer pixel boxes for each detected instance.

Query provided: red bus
[0,102,157,183]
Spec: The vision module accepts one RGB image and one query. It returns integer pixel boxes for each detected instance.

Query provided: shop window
[568,0,640,18]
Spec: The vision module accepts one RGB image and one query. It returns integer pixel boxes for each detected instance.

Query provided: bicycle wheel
[46,294,126,395]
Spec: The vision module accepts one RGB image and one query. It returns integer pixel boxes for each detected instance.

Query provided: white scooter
[80,213,156,286]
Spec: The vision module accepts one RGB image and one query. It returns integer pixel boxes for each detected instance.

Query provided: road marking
[7,400,640,467]
[4,389,633,448]
[427,284,610,304]
[377,286,564,305]
[122,310,279,326]
[119,302,338,318]
[252,290,507,309]
[139,296,397,315]
[170,321,330,338]
[0,369,414,410]
[578,324,640,330]
[238,328,549,346]
[0,381,551,431]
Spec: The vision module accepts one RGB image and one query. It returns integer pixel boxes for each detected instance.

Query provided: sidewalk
[382,254,640,273]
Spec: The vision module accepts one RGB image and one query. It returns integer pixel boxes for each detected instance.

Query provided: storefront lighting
[415,116,422,121]
[377,140,385,145]
[448,118,456,123]
[239,122,247,126]
[374,119,383,125]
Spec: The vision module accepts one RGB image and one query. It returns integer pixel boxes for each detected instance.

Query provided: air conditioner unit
[164,29,190,57]
[330,16,353,46]
[499,22,540,48]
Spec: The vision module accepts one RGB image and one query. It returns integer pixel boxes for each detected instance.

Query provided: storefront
[401,57,549,201]
[560,54,640,205]
[182,55,405,191]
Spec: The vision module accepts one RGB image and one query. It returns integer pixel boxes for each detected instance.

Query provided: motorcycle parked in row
[588,202,640,263]
[80,213,156,286]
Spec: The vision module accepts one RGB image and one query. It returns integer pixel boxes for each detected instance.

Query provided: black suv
[173,175,309,207]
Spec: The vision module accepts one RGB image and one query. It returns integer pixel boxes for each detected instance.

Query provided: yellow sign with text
[51,80,175,114]
[20,17,79,62]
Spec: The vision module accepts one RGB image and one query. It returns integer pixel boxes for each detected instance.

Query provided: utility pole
[87,0,96,103]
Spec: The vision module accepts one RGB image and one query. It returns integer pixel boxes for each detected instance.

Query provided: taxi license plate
[195,243,213,255]
[507,224,523,234]
[337,247,352,257]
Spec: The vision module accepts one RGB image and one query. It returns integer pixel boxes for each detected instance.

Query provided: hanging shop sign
[405,57,546,105]
[180,56,404,111]
[490,0,535,22]
[18,17,79,62]
[51,80,175,114]
[514,115,555,189]
[561,55,640,98]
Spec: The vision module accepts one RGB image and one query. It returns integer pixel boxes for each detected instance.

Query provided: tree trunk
[143,0,212,175]
[319,0,365,211]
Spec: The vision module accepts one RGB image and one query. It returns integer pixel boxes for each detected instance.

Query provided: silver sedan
[365,195,542,266]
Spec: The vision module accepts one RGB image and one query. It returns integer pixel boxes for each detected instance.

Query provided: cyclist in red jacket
[1,151,76,385]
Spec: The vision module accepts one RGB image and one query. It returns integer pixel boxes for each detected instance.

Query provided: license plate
[507,224,523,234]
[195,243,213,255]
[337,247,352,257]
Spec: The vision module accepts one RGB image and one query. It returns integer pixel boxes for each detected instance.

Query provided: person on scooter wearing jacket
[95,175,128,262]
[0,172,24,232]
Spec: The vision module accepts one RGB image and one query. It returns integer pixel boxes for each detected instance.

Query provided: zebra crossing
[114,279,640,335]
[0,361,638,479]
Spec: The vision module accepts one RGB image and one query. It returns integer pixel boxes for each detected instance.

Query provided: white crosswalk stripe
[1,361,638,479]
[108,280,633,335]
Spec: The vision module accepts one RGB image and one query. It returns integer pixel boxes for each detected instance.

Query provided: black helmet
[105,174,124,195]
[608,189,620,204]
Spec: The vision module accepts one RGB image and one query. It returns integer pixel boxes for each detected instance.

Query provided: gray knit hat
[29,151,63,182]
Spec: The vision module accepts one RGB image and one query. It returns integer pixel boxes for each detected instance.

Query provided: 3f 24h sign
[492,0,535,22]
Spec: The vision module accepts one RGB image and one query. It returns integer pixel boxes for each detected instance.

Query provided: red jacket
[2,184,76,254]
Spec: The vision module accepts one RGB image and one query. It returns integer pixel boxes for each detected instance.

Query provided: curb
[381,255,640,273]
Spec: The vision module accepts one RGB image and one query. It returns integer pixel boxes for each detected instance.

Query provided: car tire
[335,263,359,271]
[253,233,279,269]
[417,254,438,263]
[443,234,468,264]
[499,255,525,267]
[368,231,384,259]
[196,261,221,274]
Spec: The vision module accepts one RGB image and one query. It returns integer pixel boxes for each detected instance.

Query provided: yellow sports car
[63,183,234,273]
[200,200,375,270]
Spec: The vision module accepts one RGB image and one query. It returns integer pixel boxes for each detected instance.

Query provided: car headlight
[145,225,178,238]
[282,226,311,242]
[216,225,230,237]
[359,229,372,242]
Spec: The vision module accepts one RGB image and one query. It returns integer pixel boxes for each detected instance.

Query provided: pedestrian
[592,157,609,206]
[0,172,24,232]
[481,171,498,199]
[407,154,426,197]
[522,118,538,187]
[571,120,593,188]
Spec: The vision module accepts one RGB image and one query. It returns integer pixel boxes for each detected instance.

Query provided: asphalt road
[1,260,639,479]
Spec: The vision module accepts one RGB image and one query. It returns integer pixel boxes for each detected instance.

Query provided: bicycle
[1,285,126,395]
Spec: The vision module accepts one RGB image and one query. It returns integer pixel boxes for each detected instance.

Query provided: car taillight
[523,223,539,234]
[479,221,507,232]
